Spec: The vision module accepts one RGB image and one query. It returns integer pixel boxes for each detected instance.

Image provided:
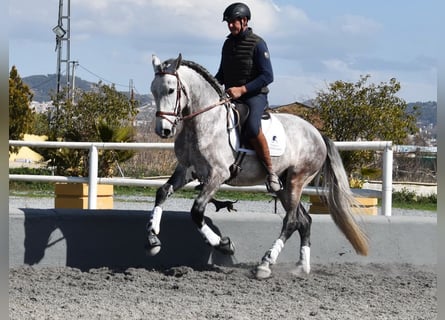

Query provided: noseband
[155,71,231,126]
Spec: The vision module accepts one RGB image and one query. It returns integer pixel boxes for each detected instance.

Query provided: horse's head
[151,53,187,138]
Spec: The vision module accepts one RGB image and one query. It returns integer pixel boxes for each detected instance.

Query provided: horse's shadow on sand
[21,209,234,272]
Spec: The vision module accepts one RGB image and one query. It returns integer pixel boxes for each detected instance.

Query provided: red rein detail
[155,111,178,125]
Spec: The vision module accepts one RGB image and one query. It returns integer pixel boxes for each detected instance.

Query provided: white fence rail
[9,140,393,216]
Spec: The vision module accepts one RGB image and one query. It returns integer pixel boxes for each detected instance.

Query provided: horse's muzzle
[155,119,176,138]
[158,128,173,138]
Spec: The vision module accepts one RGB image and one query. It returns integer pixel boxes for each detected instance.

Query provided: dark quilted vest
[221,29,262,89]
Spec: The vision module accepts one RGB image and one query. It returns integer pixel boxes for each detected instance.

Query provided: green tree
[313,75,418,175]
[9,66,34,151]
[31,112,51,136]
[42,83,138,177]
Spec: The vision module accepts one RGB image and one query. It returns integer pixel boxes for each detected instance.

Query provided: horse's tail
[320,135,369,256]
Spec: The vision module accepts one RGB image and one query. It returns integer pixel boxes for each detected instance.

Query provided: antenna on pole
[53,0,71,100]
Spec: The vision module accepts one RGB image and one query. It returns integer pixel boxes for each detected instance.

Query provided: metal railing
[9,140,393,216]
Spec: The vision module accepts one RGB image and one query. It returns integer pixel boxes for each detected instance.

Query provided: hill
[407,101,437,126]
[23,74,153,105]
[23,74,94,102]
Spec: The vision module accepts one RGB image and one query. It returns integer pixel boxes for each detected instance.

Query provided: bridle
[154,70,231,126]
[154,71,187,126]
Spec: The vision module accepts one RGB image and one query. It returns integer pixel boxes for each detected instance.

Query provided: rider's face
[227,18,247,36]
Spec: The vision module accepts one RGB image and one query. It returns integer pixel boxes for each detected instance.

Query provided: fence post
[88,144,98,209]
[381,143,393,216]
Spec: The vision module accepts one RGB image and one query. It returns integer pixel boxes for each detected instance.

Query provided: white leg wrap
[300,246,311,272]
[199,224,221,247]
[149,206,163,235]
[268,239,284,265]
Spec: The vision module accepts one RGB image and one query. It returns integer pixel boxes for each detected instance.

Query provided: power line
[133,86,141,95]
[77,64,129,88]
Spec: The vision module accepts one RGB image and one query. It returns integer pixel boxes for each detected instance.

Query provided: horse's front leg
[191,180,235,255]
[146,164,191,256]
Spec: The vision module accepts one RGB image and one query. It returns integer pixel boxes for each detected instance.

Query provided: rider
[215,2,283,193]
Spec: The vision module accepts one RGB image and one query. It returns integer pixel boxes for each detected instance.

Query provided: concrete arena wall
[9,208,436,271]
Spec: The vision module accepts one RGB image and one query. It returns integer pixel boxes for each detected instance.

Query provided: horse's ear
[152,54,162,73]
[175,53,182,70]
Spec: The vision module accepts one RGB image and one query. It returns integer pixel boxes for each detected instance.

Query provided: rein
[154,70,231,124]
[182,97,232,121]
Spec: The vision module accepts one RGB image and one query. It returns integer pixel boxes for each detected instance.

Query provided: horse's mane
[180,59,225,97]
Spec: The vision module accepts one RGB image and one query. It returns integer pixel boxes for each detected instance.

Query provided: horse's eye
[168,88,175,95]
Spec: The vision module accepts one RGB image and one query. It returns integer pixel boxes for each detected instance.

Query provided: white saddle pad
[228,111,286,157]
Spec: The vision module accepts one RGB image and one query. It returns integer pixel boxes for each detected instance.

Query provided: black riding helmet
[223,2,251,22]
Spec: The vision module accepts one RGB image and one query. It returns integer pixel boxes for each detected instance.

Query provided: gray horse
[147,54,368,279]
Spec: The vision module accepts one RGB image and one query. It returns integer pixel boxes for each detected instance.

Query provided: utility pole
[129,79,134,102]
[53,0,71,100]
[70,60,79,104]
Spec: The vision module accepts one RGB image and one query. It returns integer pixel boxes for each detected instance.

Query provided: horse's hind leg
[256,202,312,279]
[255,204,298,279]
[146,164,191,256]
[256,170,312,279]
[293,202,312,275]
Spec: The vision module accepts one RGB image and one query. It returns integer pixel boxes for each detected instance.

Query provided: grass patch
[388,188,437,211]
[113,185,298,202]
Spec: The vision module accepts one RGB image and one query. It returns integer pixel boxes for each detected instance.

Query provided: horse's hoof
[214,237,235,255]
[290,262,311,276]
[145,245,161,256]
[255,263,272,280]
[146,232,161,256]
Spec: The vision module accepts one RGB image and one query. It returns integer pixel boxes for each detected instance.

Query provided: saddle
[230,101,271,134]
[227,101,285,182]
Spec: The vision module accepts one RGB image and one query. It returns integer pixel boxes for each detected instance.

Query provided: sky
[9,0,441,105]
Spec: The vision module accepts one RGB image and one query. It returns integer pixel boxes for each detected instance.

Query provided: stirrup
[266,173,283,193]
